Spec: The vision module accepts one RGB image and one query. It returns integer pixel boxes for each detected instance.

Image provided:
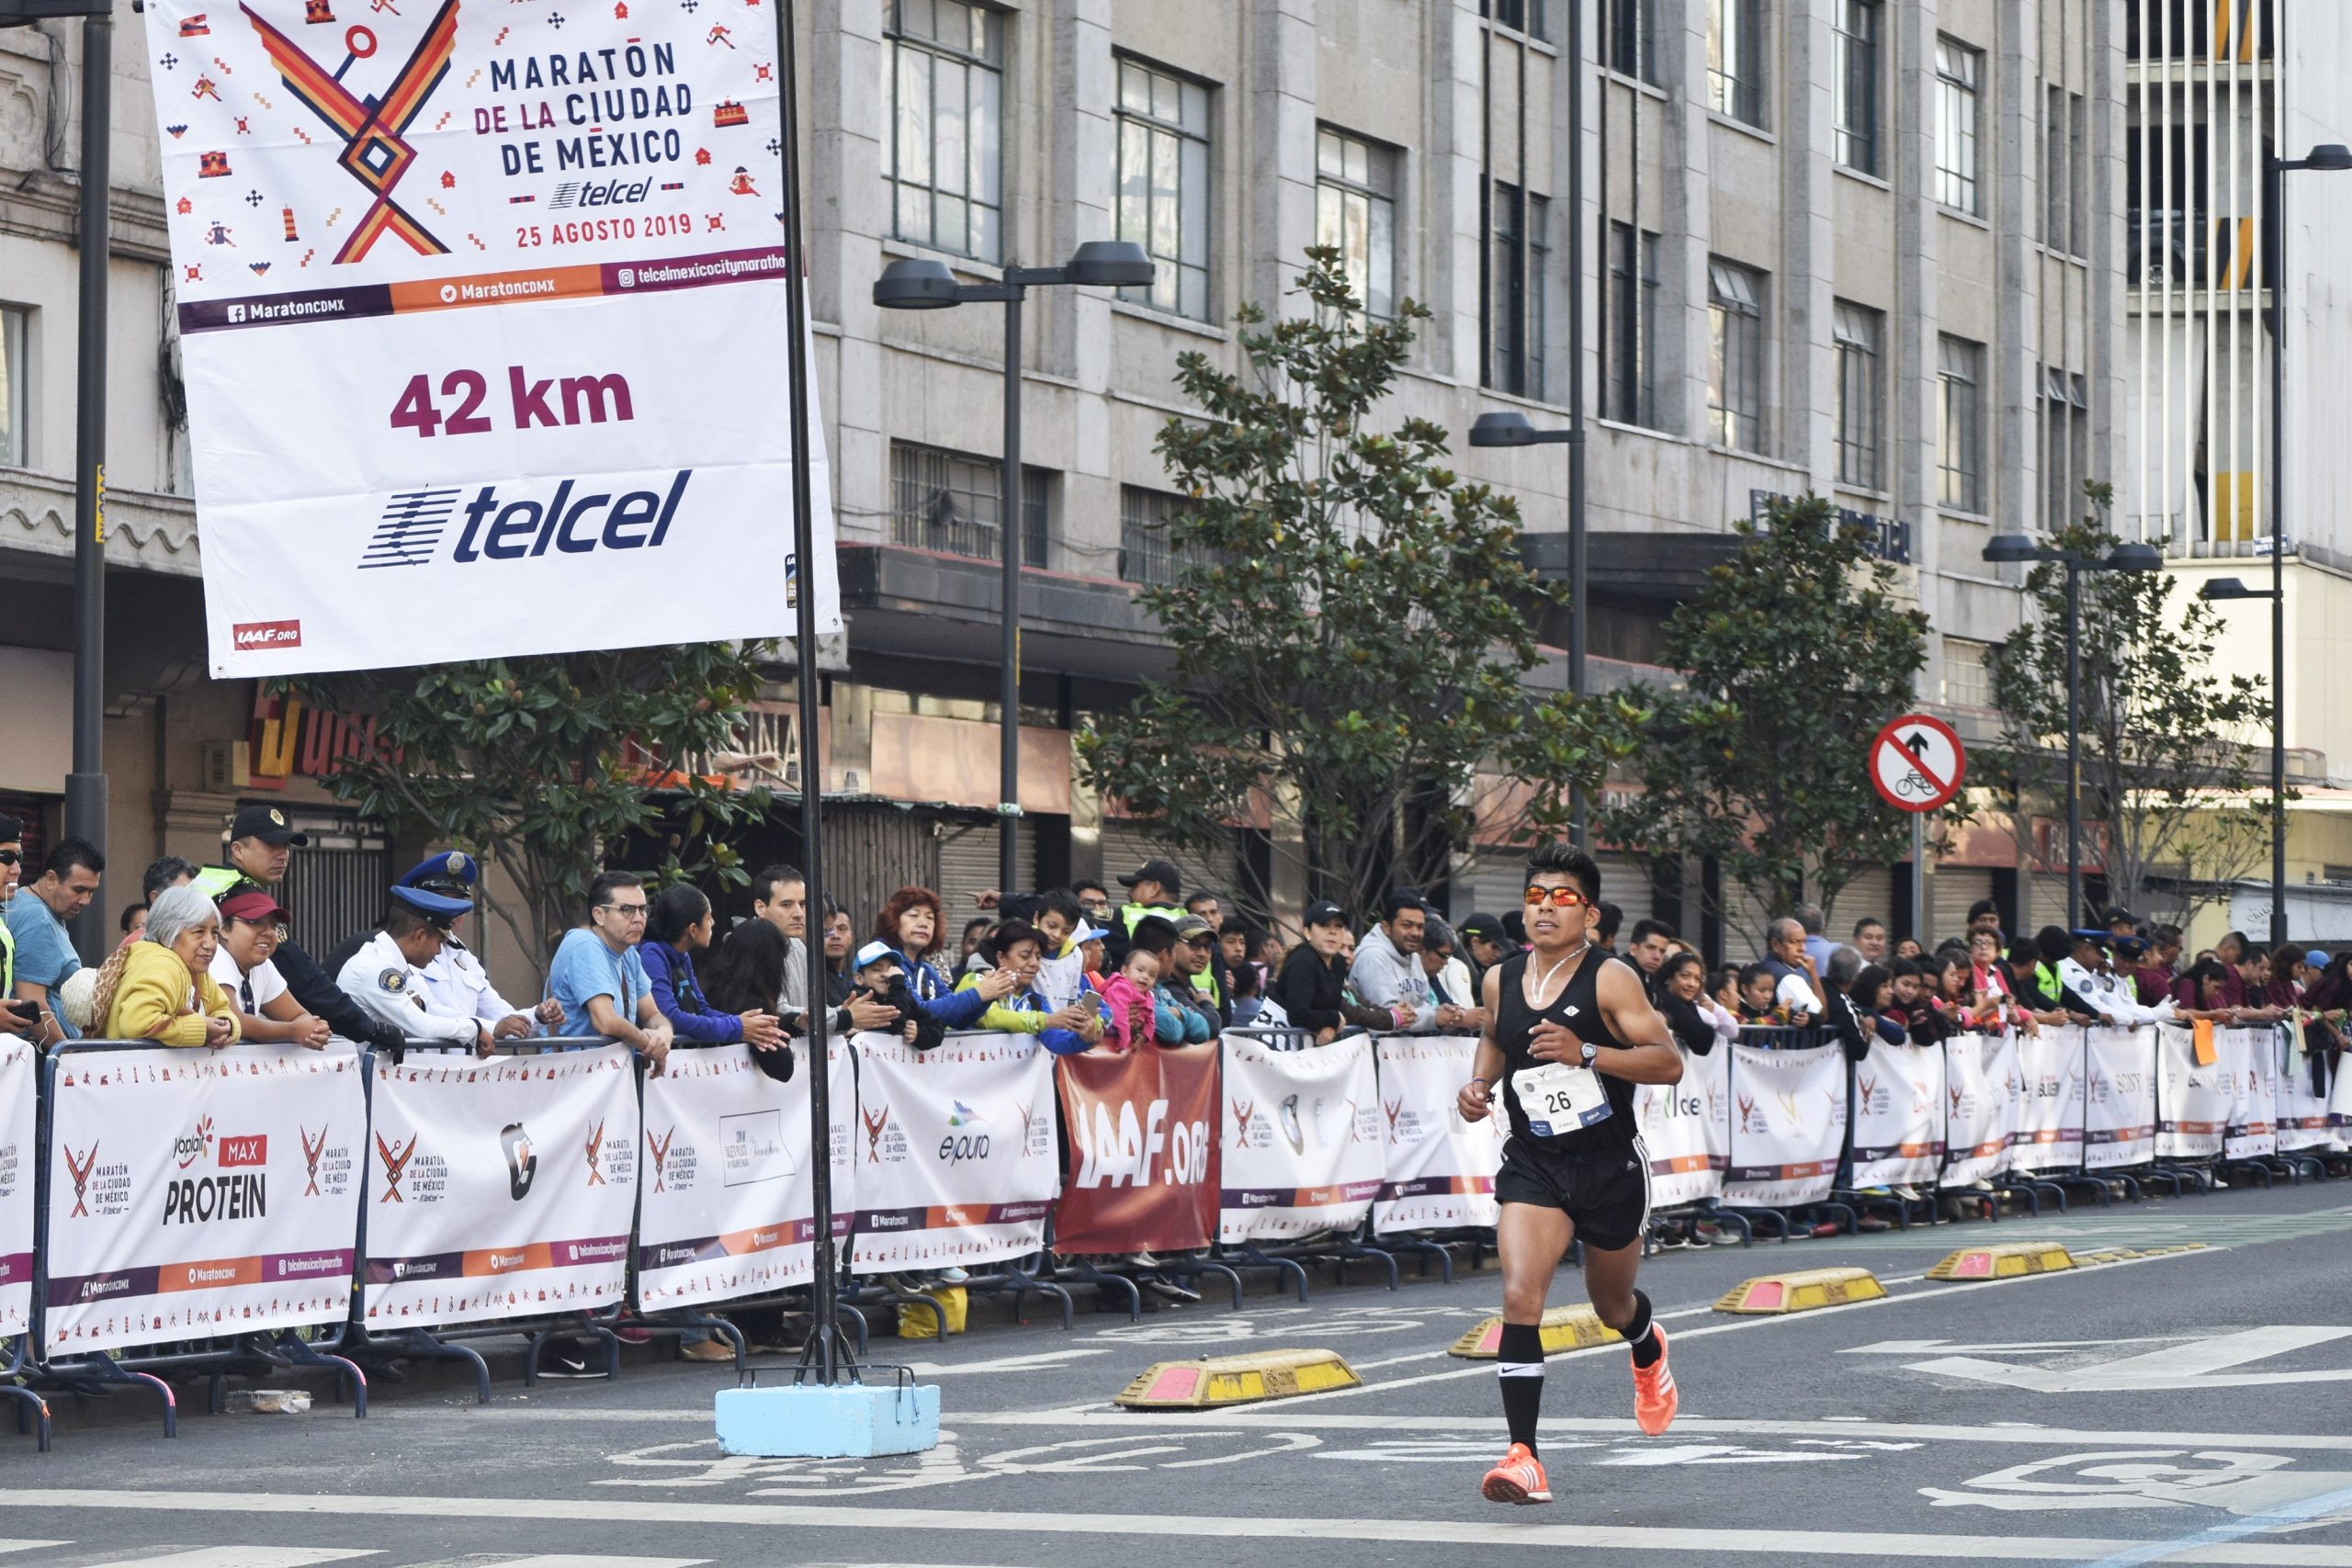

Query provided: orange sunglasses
[1522,885,1590,908]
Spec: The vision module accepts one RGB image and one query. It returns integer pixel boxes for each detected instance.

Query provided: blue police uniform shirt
[5,895,82,1040]
[547,926,650,1040]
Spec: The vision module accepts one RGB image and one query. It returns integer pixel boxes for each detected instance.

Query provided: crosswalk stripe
[0,1547,65,1558]
[89,1551,379,1567]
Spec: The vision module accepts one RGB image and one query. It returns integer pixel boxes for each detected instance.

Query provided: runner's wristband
[1468,1076,1489,1091]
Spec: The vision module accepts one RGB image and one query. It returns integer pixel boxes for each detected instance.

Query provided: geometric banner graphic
[1723,1041,1846,1209]
[1372,1034,1506,1234]
[1633,1041,1730,1209]
[1847,1036,1945,1190]
[1217,1032,1383,1244]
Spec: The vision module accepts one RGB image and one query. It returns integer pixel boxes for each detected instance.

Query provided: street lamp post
[1984,535,2164,928]
[873,243,1154,892]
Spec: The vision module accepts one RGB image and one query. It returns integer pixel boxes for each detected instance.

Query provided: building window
[1486,183,1548,399]
[1483,0,1547,41]
[889,440,1052,568]
[2068,90,2088,258]
[1605,222,1659,428]
[0,305,25,468]
[1114,56,1212,321]
[882,0,1004,262]
[2042,85,2066,249]
[1118,485,1211,587]
[1708,0,1765,128]
[1937,334,1984,513]
[1833,302,1883,491]
[1935,39,1982,215]
[1315,128,1396,321]
[1608,0,1657,85]
[1833,0,1879,175]
[1942,637,1993,709]
[1706,259,1765,453]
[2040,367,2087,532]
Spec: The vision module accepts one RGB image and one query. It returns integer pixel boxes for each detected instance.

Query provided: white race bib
[1512,1060,1612,1138]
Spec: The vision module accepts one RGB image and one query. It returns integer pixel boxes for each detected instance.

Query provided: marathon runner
[1460,841,1685,1505]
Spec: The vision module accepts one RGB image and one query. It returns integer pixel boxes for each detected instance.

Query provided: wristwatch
[1579,1040,1599,1068]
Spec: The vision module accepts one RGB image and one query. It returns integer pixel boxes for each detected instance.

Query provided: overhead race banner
[2223,1026,2279,1161]
[2155,1024,2229,1158]
[635,1038,853,1310]
[0,1039,28,1337]
[1219,1033,1383,1243]
[1053,1042,1219,1256]
[2084,1025,2158,1169]
[1724,1043,1845,1208]
[1942,1032,2018,1185]
[1372,1035,1505,1233]
[41,1044,365,1355]
[144,0,839,677]
[2011,1025,2086,1177]
[849,1032,1057,1276]
[364,1044,639,1327]
[1848,1038,1945,1189]
[1634,1043,1730,1209]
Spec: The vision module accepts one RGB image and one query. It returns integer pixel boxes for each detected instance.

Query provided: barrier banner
[635,1039,854,1310]
[1724,1043,1846,1208]
[364,1043,638,1326]
[1219,1033,1382,1243]
[1053,1043,1219,1255]
[2011,1026,2087,1176]
[2084,1026,2158,1169]
[1848,1039,1945,1189]
[2155,1024,2229,1158]
[849,1032,1057,1275]
[1634,1043,1730,1209]
[1942,1032,2018,1185]
[2223,1027,2279,1161]
[1372,1035,1505,1232]
[2335,1037,2352,1132]
[42,1044,366,1354]
[2278,1032,2339,1152]
[143,0,839,679]
[0,1039,29,1337]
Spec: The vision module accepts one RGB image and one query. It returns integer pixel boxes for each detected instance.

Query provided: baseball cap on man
[1171,914,1216,942]
[229,803,309,847]
[1455,911,1506,942]
[1303,899,1349,929]
[1118,859,1183,897]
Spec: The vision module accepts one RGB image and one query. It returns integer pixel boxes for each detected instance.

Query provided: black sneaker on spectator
[1143,1274,1201,1303]
[1656,1231,1689,1250]
[1683,1228,1711,1249]
[536,1339,604,1379]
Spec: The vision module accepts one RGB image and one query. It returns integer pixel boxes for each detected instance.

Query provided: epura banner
[2084,1025,2158,1168]
[849,1032,1057,1275]
[2011,1026,2087,1176]
[143,0,839,677]
[1219,1034,1384,1243]
[2155,1024,2230,1158]
[1372,1035,1506,1233]
[1848,1038,1944,1189]
[1634,1042,1729,1209]
[0,1039,29,1337]
[365,1044,639,1327]
[1053,1042,1219,1255]
[42,1044,365,1354]
[1941,1032,2018,1185]
[636,1039,854,1310]
[1724,1043,1845,1208]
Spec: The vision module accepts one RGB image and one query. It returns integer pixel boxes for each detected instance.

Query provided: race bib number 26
[1513,1061,1612,1138]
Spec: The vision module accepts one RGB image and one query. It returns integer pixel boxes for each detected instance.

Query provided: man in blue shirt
[546,869,673,1073]
[6,837,103,1045]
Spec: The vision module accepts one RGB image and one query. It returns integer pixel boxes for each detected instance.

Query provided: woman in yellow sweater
[92,883,240,1048]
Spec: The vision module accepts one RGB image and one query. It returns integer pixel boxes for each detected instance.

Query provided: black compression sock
[1623,1288,1662,1369]
[1496,1320,1545,1454]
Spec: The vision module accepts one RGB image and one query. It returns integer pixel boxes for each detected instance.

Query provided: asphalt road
[6,1180,2352,1567]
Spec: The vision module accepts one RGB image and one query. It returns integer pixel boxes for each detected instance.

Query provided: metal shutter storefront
[1930,868,1996,950]
[1835,864,1895,949]
[936,816,1036,932]
[826,807,942,937]
[1098,821,1238,909]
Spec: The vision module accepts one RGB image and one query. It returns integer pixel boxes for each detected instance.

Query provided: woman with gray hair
[90,884,241,1047]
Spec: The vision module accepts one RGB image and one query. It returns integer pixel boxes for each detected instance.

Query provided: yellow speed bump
[1114,1348,1361,1409]
[1714,1266,1885,1315]
[1926,1242,2075,1281]
[1448,1303,1623,1359]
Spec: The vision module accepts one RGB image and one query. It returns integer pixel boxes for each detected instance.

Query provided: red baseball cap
[220,889,290,925]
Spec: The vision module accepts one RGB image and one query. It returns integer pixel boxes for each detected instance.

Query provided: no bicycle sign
[1870,714,1966,813]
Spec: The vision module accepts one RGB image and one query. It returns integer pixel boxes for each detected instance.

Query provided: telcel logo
[450,470,693,561]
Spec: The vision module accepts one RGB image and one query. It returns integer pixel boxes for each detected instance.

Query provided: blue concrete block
[714,1382,942,1458]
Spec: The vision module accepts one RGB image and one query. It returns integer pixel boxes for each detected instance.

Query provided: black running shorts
[1494,1135,1651,1252]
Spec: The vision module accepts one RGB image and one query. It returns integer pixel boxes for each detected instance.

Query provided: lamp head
[1983,534,2041,564]
[2106,541,2165,573]
[1064,240,1156,288]
[2310,143,2352,172]
[1467,411,1538,448]
[872,257,964,310]
[2199,576,2256,601]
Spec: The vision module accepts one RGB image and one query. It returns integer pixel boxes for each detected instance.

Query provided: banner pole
[766,0,843,1385]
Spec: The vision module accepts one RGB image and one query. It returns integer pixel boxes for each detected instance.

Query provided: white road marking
[1911,1327,2352,1393]
[96,1551,380,1567]
[5,1489,2351,1565]
[900,1348,1114,1377]
[0,1549,63,1559]
[478,1558,710,1567]
[1846,1337,2183,1357]
[1921,1450,2352,1520]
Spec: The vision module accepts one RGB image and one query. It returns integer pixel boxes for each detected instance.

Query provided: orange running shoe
[1631,1325,1679,1436]
[1480,1441,1552,1505]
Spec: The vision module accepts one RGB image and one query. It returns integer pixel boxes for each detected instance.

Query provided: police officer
[334,852,559,1039]
[335,886,494,1055]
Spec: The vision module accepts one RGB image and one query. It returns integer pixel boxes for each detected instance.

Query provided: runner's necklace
[1524,941,1592,1009]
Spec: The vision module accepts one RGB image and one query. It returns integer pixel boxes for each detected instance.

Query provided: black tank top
[1493,946,1638,1156]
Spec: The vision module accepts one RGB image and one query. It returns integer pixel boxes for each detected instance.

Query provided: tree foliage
[1983,491,2272,929]
[289,644,774,980]
[1597,496,1931,938]
[1077,248,1640,919]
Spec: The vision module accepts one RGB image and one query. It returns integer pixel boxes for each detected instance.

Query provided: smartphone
[2,1000,37,1022]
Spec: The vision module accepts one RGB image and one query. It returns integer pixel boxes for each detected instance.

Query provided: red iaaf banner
[1051,1043,1219,1256]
